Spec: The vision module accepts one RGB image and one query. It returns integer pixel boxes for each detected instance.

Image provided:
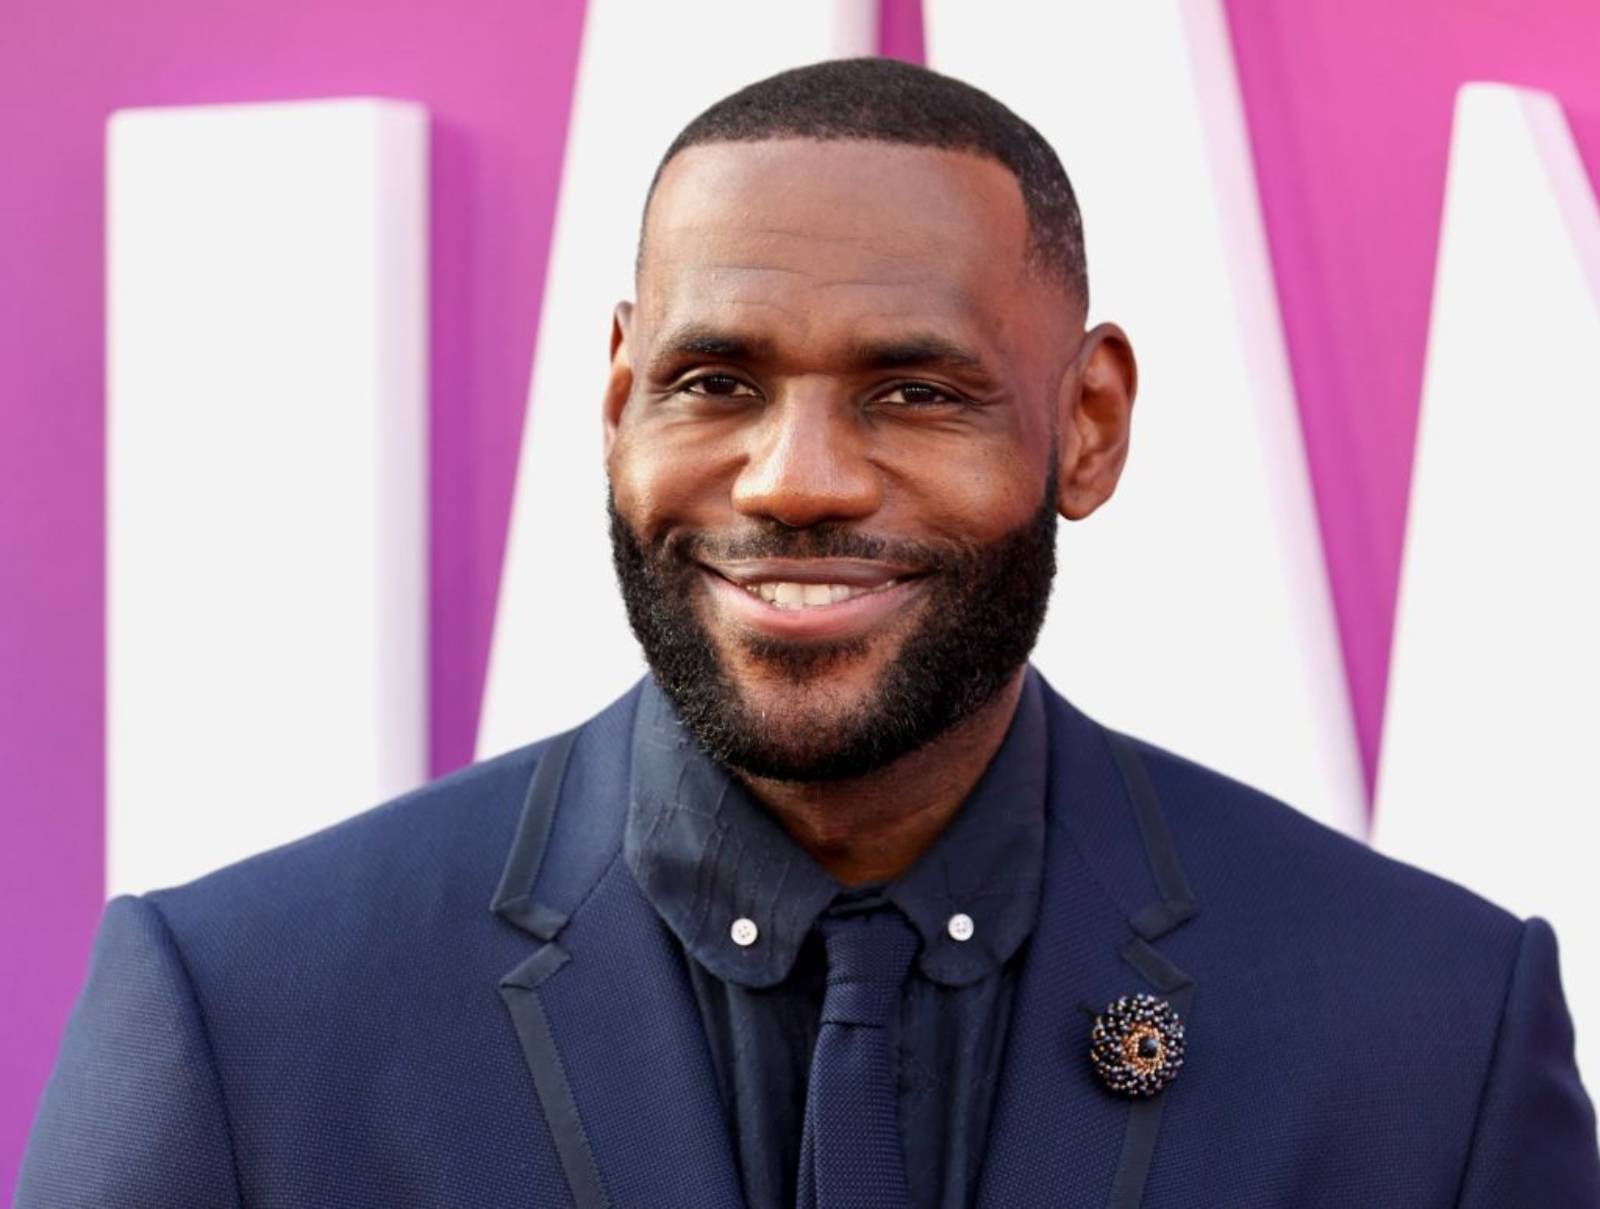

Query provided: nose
[730,391,881,528]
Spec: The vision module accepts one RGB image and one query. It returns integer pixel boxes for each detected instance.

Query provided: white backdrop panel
[477,0,879,757]
[107,99,428,894]
[925,0,1365,834]
[1374,85,1600,1086]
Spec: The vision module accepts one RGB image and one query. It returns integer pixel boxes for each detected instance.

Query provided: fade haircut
[643,57,1089,307]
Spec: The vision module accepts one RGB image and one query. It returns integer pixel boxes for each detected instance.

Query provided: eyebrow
[650,325,776,370]
[848,334,991,378]
[649,324,995,383]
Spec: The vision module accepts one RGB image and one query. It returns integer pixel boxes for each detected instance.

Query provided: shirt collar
[624,669,1049,990]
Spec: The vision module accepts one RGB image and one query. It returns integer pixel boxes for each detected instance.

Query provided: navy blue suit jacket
[18,677,1600,1206]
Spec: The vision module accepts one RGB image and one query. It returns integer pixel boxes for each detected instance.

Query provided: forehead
[638,140,1041,353]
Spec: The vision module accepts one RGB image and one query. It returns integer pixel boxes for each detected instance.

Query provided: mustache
[668,523,966,570]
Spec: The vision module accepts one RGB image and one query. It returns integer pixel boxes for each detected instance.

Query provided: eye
[876,381,964,408]
[678,373,760,400]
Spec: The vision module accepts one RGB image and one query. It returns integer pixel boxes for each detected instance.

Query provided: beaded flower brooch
[1090,993,1185,1097]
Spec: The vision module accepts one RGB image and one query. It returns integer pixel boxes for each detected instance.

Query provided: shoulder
[142,683,641,961]
[147,738,545,931]
[1111,731,1600,1193]
[1122,729,1527,977]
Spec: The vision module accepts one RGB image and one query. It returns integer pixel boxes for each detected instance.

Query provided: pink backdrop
[0,0,587,1188]
[4,0,1599,1192]
[1223,0,1600,787]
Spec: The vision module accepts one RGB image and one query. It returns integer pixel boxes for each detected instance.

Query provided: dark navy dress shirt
[624,671,1048,1209]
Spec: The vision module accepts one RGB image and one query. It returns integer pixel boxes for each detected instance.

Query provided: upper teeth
[744,580,896,609]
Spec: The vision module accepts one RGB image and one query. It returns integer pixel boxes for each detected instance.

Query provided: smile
[697,557,928,640]
[738,578,901,610]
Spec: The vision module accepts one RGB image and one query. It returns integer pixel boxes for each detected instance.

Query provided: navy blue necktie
[797,909,921,1209]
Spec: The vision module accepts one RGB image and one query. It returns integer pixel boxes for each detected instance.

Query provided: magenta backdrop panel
[1224,0,1600,786]
[878,0,927,63]
[0,0,585,1190]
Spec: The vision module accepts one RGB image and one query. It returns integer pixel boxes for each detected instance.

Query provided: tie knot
[816,910,920,1027]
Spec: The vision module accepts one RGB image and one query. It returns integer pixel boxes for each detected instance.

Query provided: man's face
[605,139,1108,781]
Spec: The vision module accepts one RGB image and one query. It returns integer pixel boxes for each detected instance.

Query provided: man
[19,58,1600,1208]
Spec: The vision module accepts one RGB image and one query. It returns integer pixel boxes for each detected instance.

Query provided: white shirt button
[730,917,760,947]
[947,912,975,942]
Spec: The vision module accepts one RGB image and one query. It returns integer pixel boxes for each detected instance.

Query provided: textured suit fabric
[15,897,241,1208]
[18,674,1600,1207]
[1455,917,1595,1207]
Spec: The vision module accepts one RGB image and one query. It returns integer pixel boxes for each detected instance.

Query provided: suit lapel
[492,693,745,1209]
[976,688,1199,1209]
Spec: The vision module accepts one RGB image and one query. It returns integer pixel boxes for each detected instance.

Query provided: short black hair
[645,57,1088,306]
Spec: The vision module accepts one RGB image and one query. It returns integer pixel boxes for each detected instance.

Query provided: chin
[722,636,896,698]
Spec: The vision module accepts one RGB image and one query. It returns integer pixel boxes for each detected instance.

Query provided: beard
[608,476,1058,782]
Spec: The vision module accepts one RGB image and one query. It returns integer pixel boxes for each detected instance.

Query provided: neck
[735,668,1028,886]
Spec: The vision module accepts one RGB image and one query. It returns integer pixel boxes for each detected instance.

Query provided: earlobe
[1056,322,1137,521]
[603,302,636,459]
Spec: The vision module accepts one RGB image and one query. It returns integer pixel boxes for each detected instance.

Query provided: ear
[1056,322,1137,520]
[602,301,635,460]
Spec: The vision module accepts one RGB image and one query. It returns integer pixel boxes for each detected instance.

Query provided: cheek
[607,425,727,539]
[605,432,660,534]
[893,445,1046,543]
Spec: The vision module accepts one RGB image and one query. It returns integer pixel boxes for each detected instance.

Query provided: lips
[698,557,928,640]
